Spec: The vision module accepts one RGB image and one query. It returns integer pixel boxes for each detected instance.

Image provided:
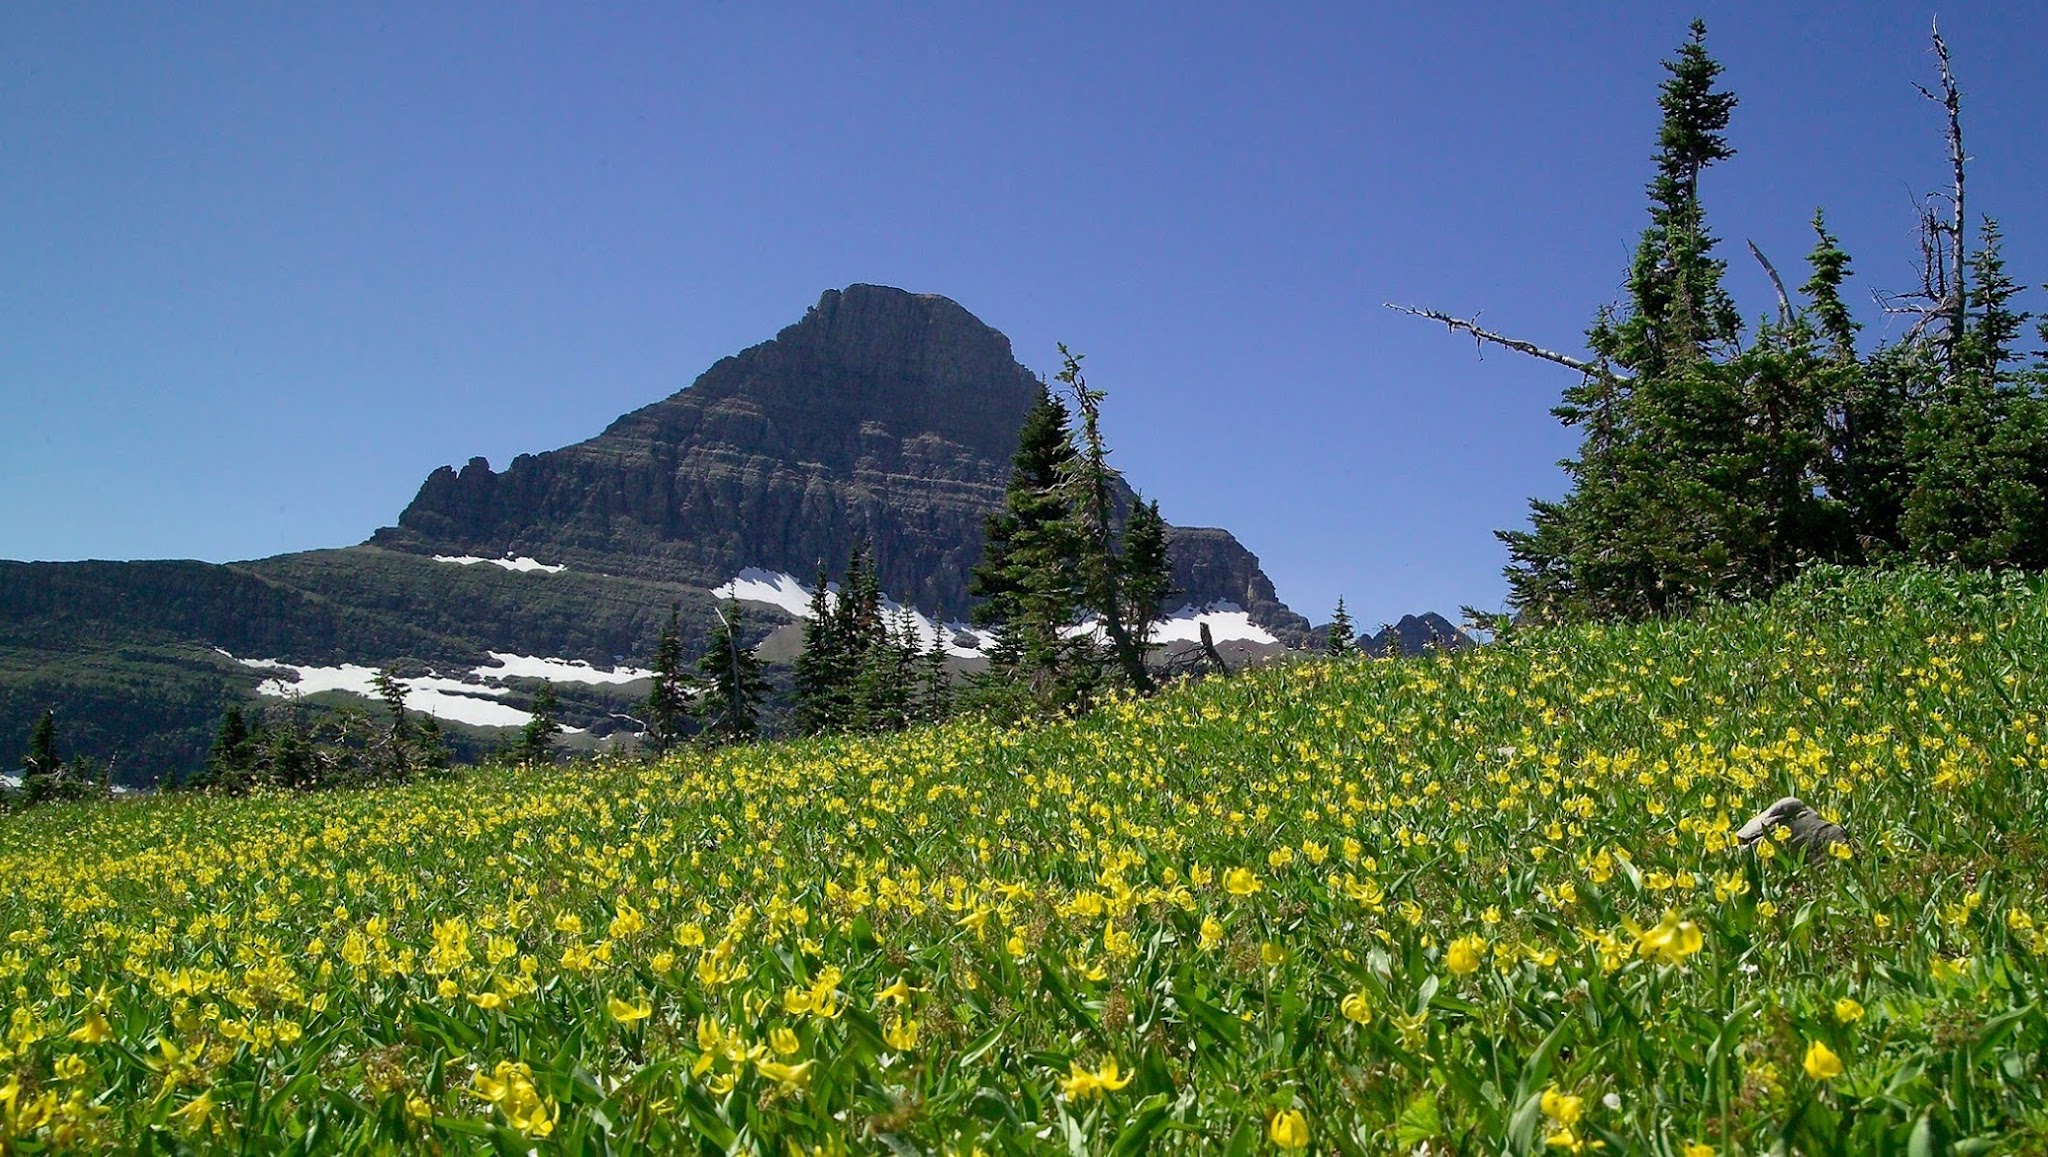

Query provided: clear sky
[4,3,2043,627]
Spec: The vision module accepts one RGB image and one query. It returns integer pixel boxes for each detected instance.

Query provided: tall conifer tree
[970,383,1091,708]
[791,569,842,735]
[518,683,562,765]
[643,605,692,754]
[1121,498,1174,654]
[698,605,768,745]
[20,709,62,805]
[1057,346,1157,693]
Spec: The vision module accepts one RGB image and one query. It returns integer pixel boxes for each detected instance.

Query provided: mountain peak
[375,285,1305,636]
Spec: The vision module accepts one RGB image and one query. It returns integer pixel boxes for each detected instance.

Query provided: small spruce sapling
[519,682,562,766]
[1327,598,1356,658]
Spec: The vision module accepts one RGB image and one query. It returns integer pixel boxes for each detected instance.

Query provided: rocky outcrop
[1361,613,1475,657]
[375,284,1305,635]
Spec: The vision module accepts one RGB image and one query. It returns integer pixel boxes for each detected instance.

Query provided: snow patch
[712,568,821,618]
[434,555,566,574]
[226,651,645,731]
[0,774,19,790]
[479,653,655,685]
[1150,603,1280,646]
[236,658,543,729]
[1061,602,1280,647]
[712,569,992,657]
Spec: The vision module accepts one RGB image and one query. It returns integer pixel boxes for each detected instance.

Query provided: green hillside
[2,568,2046,1152]
[0,548,747,781]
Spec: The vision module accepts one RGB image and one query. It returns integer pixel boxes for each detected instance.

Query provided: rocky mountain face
[373,285,1309,637]
[1361,613,1476,657]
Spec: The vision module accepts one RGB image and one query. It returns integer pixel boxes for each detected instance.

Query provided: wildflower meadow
[3,567,2046,1153]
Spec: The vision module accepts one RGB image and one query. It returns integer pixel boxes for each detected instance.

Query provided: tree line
[788,346,1178,732]
[1401,20,2047,624]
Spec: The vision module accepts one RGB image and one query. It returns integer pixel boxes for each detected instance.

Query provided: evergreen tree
[698,605,768,745]
[1900,220,2048,569]
[371,667,411,778]
[854,608,919,732]
[791,569,843,735]
[1495,21,1852,620]
[1326,598,1356,658]
[970,382,1092,710]
[919,613,954,723]
[414,714,452,776]
[828,547,881,730]
[643,605,692,754]
[1121,498,1174,653]
[199,705,255,790]
[67,755,110,802]
[1058,346,1157,693]
[1599,18,1742,378]
[845,548,903,732]
[20,709,61,805]
[267,712,315,790]
[518,683,562,766]
[1516,21,1745,620]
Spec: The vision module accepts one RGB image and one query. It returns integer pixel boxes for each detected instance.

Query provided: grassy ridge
[3,568,2047,1152]
[0,547,736,781]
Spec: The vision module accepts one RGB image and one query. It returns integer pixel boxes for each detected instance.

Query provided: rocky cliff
[374,284,1308,637]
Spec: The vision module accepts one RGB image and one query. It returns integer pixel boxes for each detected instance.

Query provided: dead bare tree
[1877,21,1968,371]
[1747,240,1793,329]
[1382,304,1617,380]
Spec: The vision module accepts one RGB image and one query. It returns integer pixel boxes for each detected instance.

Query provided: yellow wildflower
[1446,933,1486,976]
[1633,910,1704,965]
[1803,1040,1844,1081]
[68,1013,112,1045]
[607,995,653,1025]
[1059,1058,1132,1099]
[1269,1108,1309,1150]
[883,1017,920,1051]
[1340,992,1373,1024]
[169,1091,215,1133]
[755,1058,813,1090]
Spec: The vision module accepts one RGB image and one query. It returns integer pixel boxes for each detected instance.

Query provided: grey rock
[1736,796,1847,865]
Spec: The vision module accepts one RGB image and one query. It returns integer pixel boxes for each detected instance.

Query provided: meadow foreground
[3,568,2046,1153]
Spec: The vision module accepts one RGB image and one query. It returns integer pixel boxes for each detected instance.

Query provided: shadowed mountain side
[0,551,752,781]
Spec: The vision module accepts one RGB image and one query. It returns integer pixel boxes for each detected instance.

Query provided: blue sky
[3,2,2043,627]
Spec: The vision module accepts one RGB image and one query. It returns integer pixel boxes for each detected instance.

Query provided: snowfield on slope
[224,649,653,730]
[432,555,567,574]
[715,569,992,658]
[713,569,1279,654]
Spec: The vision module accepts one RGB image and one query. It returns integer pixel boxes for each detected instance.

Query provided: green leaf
[1108,1095,1172,1157]
[1395,1092,1441,1148]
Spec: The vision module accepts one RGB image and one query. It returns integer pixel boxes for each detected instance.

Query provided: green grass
[3,567,2047,1153]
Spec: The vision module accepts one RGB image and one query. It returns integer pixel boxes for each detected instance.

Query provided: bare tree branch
[1915,19,1967,369]
[1197,621,1230,677]
[1747,240,1793,328]
[1385,304,1619,378]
